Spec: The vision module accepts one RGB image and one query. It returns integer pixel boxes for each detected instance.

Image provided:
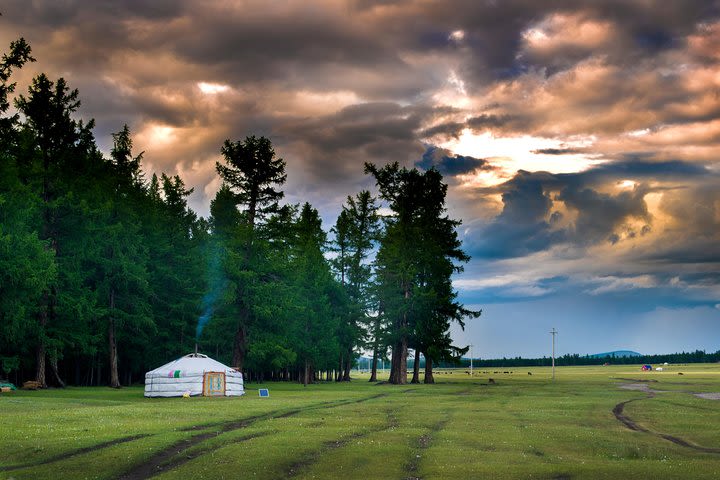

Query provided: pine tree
[0,38,50,382]
[291,203,341,385]
[92,125,151,387]
[331,191,380,381]
[15,73,97,386]
[214,136,287,369]
[365,163,479,384]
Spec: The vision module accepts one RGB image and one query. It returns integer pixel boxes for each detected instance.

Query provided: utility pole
[469,344,473,377]
[550,328,557,380]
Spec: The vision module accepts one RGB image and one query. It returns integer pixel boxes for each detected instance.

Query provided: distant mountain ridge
[588,350,642,358]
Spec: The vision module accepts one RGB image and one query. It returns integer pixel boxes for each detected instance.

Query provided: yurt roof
[146,353,237,375]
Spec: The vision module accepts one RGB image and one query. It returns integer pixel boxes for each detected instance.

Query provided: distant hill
[589,350,642,358]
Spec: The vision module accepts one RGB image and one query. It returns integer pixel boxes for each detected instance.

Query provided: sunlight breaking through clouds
[197,82,230,94]
[139,123,177,147]
[440,129,601,187]
[449,29,465,43]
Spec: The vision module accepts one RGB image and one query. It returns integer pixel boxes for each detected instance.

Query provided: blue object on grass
[259,388,269,397]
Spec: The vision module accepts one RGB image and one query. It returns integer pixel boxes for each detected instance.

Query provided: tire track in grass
[284,408,399,478]
[117,393,388,480]
[145,431,272,477]
[178,395,383,432]
[613,394,655,433]
[613,386,720,454]
[404,417,450,480]
[0,434,150,473]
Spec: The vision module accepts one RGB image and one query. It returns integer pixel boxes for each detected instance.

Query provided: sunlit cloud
[447,70,466,96]
[291,89,362,116]
[138,123,177,147]
[197,82,230,94]
[617,179,637,189]
[440,129,601,187]
[627,128,650,137]
[449,29,465,43]
[521,13,614,53]
[586,275,658,295]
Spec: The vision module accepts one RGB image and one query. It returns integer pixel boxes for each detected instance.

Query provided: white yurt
[144,353,244,397]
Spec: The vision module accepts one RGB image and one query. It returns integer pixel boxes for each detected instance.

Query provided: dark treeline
[452,350,720,368]
[0,38,477,387]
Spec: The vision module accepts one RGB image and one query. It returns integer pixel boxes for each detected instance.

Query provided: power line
[550,327,557,380]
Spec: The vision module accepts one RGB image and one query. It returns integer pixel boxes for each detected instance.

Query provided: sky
[2,0,719,358]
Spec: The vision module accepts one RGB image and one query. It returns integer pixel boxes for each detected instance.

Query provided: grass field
[1,364,720,479]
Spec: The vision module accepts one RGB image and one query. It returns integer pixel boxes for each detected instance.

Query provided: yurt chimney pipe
[195,342,198,356]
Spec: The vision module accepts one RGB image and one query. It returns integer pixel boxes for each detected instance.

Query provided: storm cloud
[416,146,493,176]
[2,0,718,355]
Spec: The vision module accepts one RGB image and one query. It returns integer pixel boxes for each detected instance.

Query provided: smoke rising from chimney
[196,242,226,340]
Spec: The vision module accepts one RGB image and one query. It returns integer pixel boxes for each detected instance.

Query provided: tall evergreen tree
[15,73,97,386]
[0,38,49,381]
[216,136,286,231]
[291,203,341,385]
[331,191,380,381]
[365,163,479,384]
[91,125,151,387]
[143,173,204,365]
[0,38,34,142]
[215,136,286,369]
[330,209,353,380]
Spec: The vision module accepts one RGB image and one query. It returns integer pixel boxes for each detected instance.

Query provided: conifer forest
[0,38,479,388]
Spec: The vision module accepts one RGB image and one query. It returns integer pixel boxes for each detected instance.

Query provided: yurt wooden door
[203,372,226,396]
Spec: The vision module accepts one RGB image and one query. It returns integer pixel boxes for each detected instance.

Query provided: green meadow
[2,364,720,479]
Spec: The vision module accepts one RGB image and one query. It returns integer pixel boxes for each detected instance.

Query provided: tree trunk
[35,155,51,389]
[109,289,121,388]
[390,282,410,385]
[389,336,408,384]
[232,312,248,370]
[342,348,352,381]
[303,359,309,387]
[389,284,410,385]
[35,340,46,388]
[35,289,50,387]
[410,349,420,384]
[336,352,343,382]
[369,348,379,382]
[423,352,435,384]
[49,353,65,388]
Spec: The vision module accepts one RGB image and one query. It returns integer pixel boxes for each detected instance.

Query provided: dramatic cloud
[2,0,719,355]
[415,146,493,176]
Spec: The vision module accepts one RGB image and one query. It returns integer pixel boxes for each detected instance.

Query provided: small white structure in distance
[656,367,664,371]
[144,353,244,397]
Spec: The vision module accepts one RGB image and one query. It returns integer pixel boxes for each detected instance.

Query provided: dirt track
[613,383,720,454]
[117,393,388,480]
[0,434,149,473]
